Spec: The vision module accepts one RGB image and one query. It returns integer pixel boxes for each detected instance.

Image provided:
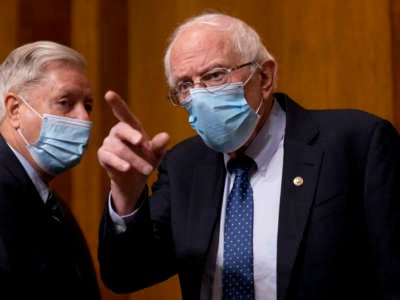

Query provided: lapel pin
[293,176,304,186]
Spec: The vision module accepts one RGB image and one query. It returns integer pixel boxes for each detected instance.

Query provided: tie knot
[227,155,257,174]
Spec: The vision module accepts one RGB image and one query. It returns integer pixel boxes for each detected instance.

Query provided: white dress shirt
[109,99,286,300]
[201,99,286,300]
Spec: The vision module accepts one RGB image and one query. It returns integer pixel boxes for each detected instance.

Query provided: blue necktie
[223,155,256,300]
[46,191,64,223]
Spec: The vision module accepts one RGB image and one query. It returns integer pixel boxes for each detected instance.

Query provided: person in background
[0,41,101,299]
[97,12,400,300]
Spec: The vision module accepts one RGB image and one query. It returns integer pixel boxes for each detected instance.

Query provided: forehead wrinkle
[170,25,237,83]
[27,66,91,104]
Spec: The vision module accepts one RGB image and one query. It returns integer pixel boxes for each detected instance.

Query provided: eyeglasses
[168,61,256,106]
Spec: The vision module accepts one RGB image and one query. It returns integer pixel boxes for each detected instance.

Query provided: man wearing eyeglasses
[97,12,400,300]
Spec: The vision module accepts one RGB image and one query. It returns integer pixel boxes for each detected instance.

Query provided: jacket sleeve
[363,120,400,299]
[98,164,178,294]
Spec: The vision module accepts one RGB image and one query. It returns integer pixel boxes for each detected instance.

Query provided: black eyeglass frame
[167,61,256,106]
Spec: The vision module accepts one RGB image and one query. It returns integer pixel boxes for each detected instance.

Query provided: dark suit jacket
[0,134,101,299]
[99,93,400,300]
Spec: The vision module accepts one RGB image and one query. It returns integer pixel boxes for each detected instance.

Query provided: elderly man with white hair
[97,12,400,300]
[0,41,101,299]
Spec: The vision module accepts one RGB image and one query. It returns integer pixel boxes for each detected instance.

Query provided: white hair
[163,12,276,87]
[0,40,86,119]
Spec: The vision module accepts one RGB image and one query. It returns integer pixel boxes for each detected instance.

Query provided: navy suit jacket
[99,93,400,300]
[0,135,101,299]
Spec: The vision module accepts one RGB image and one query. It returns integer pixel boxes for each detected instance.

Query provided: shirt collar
[8,144,50,203]
[224,98,286,170]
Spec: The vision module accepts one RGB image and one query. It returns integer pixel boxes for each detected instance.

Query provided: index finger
[105,90,143,131]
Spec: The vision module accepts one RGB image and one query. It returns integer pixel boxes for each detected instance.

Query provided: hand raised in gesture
[97,90,170,215]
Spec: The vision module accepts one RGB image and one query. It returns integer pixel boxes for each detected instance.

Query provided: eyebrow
[53,90,93,102]
[174,62,228,84]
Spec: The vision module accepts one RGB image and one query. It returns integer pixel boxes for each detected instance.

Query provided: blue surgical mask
[17,96,92,175]
[182,82,261,153]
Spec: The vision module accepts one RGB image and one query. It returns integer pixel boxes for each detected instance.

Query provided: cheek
[21,115,42,143]
[244,81,263,110]
[66,104,91,121]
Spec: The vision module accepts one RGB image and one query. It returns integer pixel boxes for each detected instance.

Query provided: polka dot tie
[223,155,256,300]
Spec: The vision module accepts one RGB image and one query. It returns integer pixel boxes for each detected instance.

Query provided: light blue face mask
[17,96,92,175]
[182,82,261,153]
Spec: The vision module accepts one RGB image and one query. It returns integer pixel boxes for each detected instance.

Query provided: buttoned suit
[99,93,400,300]
[0,134,101,300]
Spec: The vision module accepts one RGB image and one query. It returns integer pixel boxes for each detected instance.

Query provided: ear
[259,60,278,99]
[3,93,22,129]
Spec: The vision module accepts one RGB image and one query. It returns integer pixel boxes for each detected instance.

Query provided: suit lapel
[181,152,225,296]
[277,140,322,300]
[0,134,42,198]
[181,94,323,298]
[275,94,323,300]
[185,154,225,257]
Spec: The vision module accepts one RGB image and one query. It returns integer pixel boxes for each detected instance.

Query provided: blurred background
[0,0,399,299]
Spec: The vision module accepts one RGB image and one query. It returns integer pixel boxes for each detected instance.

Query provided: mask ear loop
[16,95,43,146]
[255,96,264,115]
[243,63,260,86]
[244,63,264,116]
[17,128,30,146]
[17,96,43,119]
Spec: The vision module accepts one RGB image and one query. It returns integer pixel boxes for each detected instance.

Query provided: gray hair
[163,12,275,87]
[0,40,86,119]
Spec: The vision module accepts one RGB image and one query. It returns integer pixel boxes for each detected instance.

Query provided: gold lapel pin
[293,176,304,186]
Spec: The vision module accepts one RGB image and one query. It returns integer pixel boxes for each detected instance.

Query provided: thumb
[150,132,170,158]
